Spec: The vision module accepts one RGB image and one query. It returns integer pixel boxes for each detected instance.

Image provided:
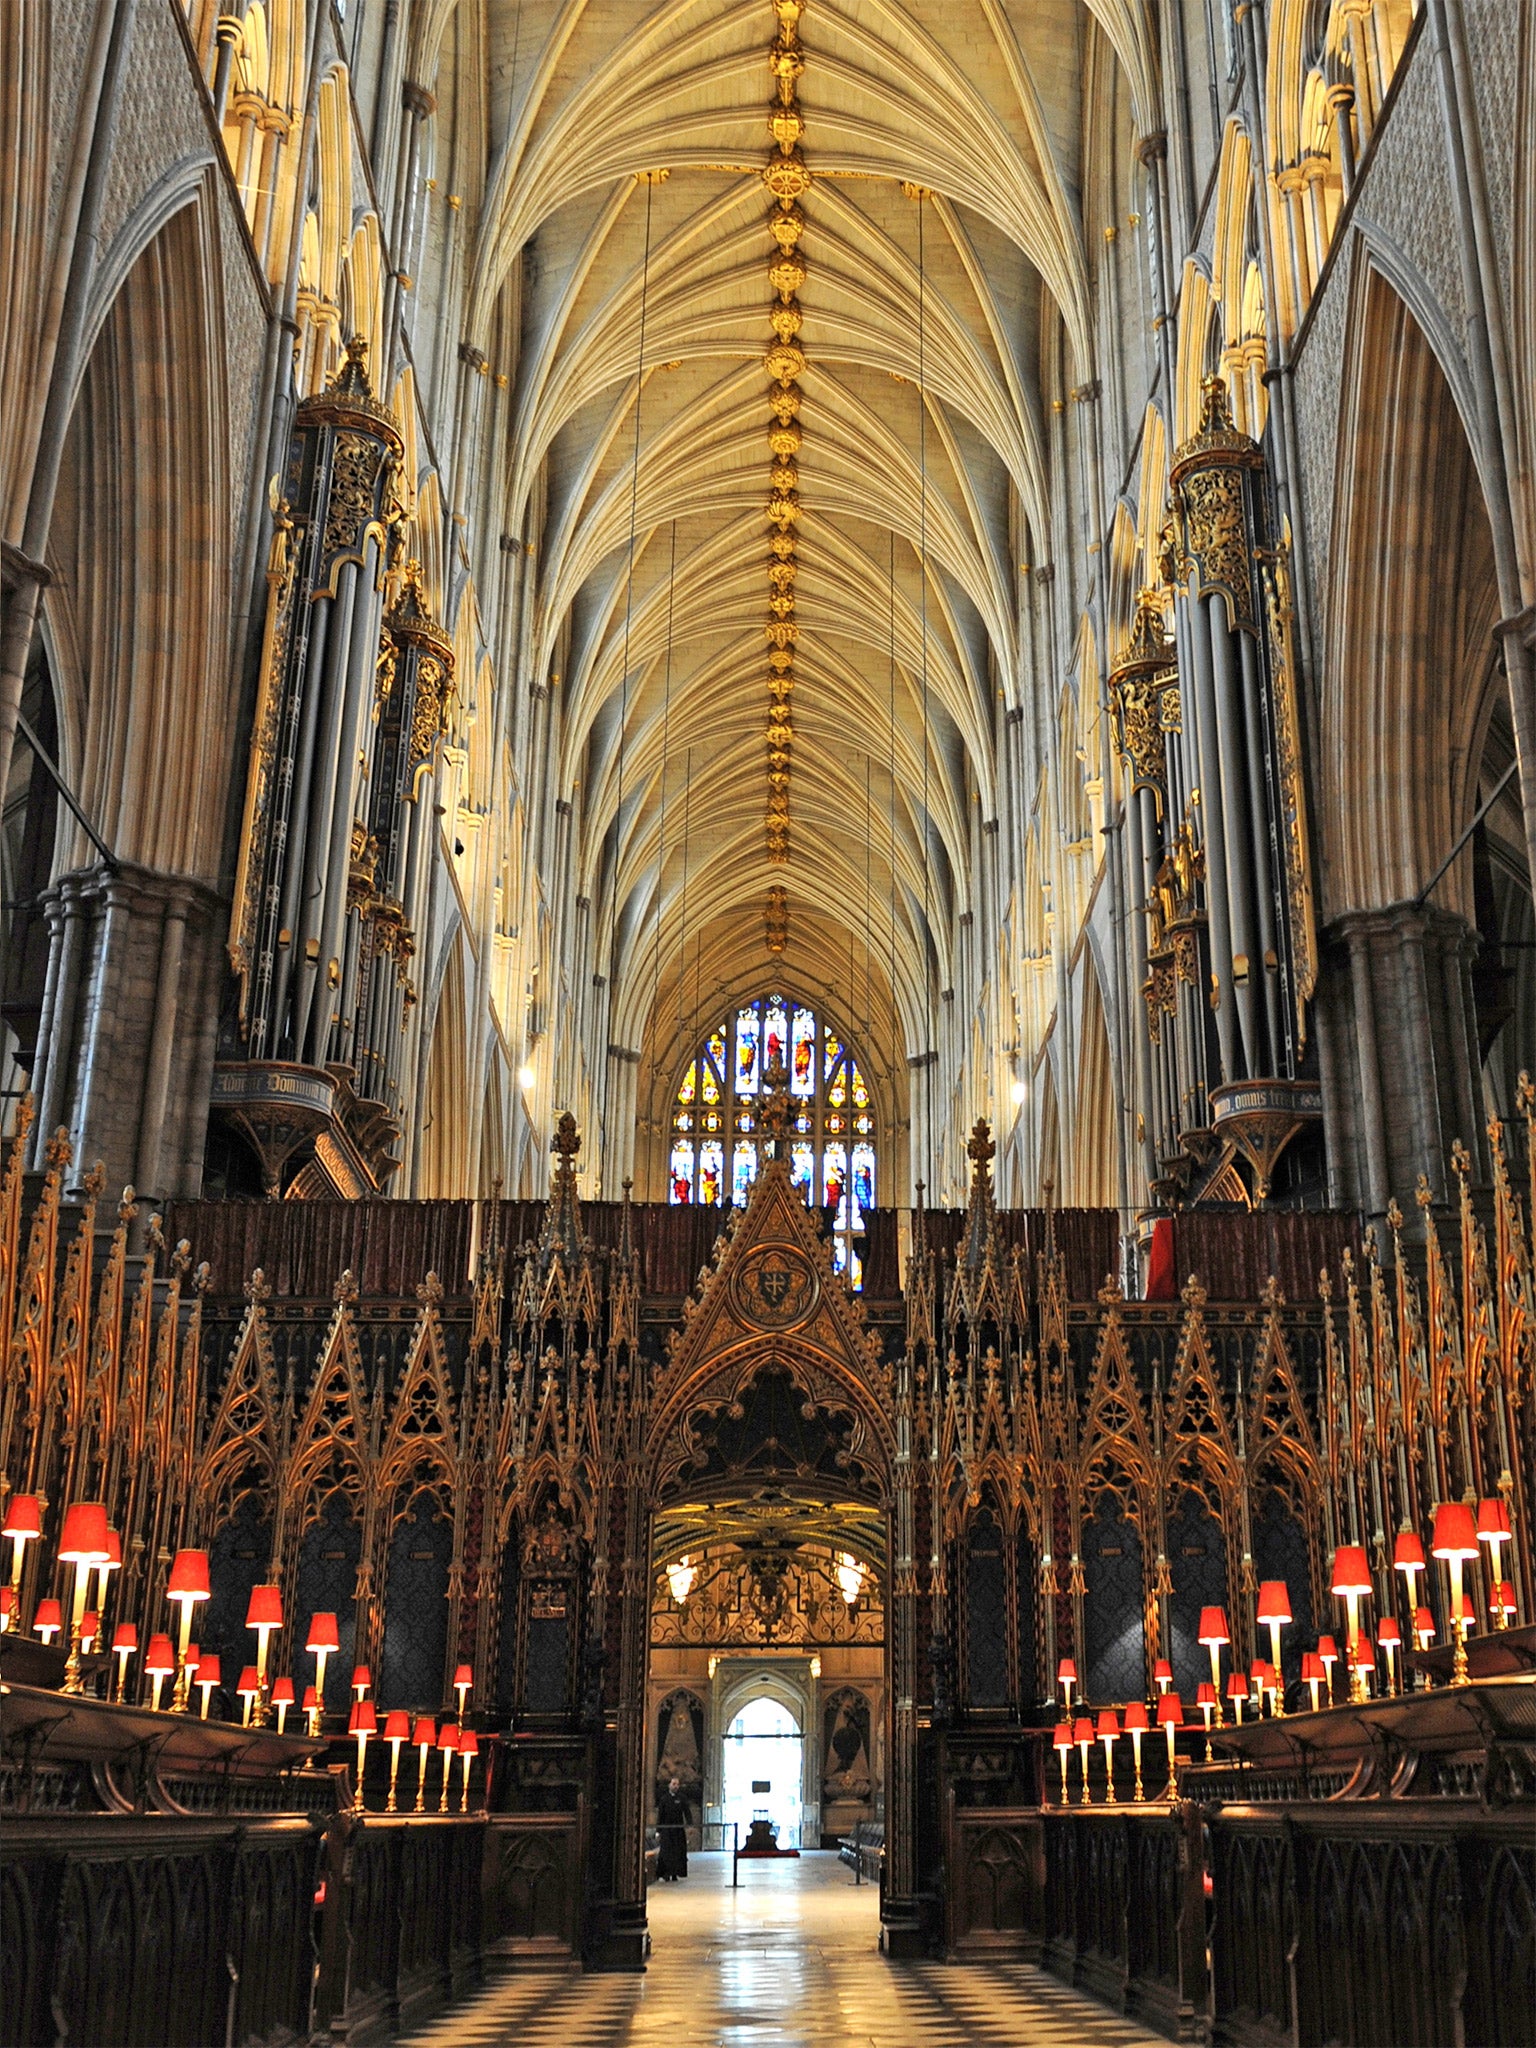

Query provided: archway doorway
[723,1695,804,1849]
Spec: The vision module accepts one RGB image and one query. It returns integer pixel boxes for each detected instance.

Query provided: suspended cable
[649,518,678,1027]
[917,188,934,1193]
[612,173,656,990]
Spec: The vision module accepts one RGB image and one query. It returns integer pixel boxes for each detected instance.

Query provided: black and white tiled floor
[398,1852,1162,2047]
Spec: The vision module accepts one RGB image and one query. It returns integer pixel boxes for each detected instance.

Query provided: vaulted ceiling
[457,0,1139,1094]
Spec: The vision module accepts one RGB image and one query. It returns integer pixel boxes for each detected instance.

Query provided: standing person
[656,1776,691,1881]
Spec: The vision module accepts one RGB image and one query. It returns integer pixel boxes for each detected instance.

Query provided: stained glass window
[667,995,877,1285]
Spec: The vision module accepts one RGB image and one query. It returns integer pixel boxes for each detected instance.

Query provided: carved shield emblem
[732,1243,818,1331]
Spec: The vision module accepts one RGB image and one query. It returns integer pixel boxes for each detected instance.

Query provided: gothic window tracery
[668,995,876,1284]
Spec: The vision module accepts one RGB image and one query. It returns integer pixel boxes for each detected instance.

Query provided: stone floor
[398,1851,1162,2046]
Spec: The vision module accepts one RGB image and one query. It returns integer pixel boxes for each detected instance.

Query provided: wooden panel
[482,1811,587,1967]
[944,1806,1043,1956]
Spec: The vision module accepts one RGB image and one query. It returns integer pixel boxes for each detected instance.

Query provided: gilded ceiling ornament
[769,208,805,252]
[768,422,801,458]
[769,302,803,343]
[769,460,798,493]
[768,386,801,424]
[764,340,807,384]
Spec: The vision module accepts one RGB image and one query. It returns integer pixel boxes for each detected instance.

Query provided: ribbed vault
[447,0,1145,1184]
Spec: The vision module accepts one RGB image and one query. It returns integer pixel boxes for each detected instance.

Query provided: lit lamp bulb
[111,1621,137,1703]
[236,1665,261,1726]
[457,1728,480,1811]
[94,1529,122,1628]
[349,1701,377,1809]
[1412,1606,1435,1655]
[144,1632,177,1711]
[1052,1721,1073,1804]
[195,1653,220,1718]
[1376,1616,1401,1695]
[1156,1692,1182,1798]
[1477,1500,1511,1625]
[57,1501,110,1694]
[351,1663,372,1702]
[835,1553,865,1607]
[666,1557,696,1606]
[1329,1546,1373,1702]
[1195,1682,1216,1757]
[2,1493,42,1602]
[1153,1658,1173,1696]
[413,1716,436,1813]
[165,1548,211,1711]
[305,1612,340,1729]
[80,1611,100,1653]
[453,1663,473,1718]
[1353,1637,1375,1697]
[1255,1581,1291,1714]
[1430,1504,1479,1686]
[271,1676,296,1734]
[1198,1607,1230,1724]
[1301,1651,1324,1714]
[384,1711,411,1812]
[245,1585,284,1718]
[1317,1634,1340,1702]
[1123,1701,1150,1801]
[1056,1657,1078,1714]
[437,1724,459,1813]
[1096,1709,1121,1803]
[1393,1530,1426,1614]
[1072,1716,1094,1802]
[1226,1672,1248,1725]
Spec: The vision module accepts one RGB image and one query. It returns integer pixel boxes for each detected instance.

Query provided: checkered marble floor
[398,1852,1162,2047]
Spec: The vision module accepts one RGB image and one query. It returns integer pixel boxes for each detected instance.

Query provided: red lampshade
[34,1597,63,1635]
[1197,1605,1230,1645]
[2,1494,42,1540]
[1226,1673,1247,1700]
[438,1723,459,1755]
[457,1730,479,1759]
[1156,1692,1183,1727]
[1251,1660,1272,1685]
[1301,1652,1324,1681]
[1413,1606,1435,1640]
[167,1548,211,1600]
[1376,1617,1401,1646]
[1329,1545,1372,1596]
[1071,1716,1093,1743]
[1353,1638,1375,1668]
[1056,1657,1078,1681]
[80,1610,100,1646]
[246,1584,283,1628]
[349,1700,377,1735]
[301,1685,318,1712]
[235,1664,260,1696]
[271,1676,296,1707]
[1494,1581,1516,1616]
[1317,1634,1339,1661]
[144,1632,177,1675]
[306,1611,340,1653]
[0,1587,15,1624]
[413,1715,436,1746]
[1095,1709,1121,1740]
[1052,1721,1073,1749]
[196,1652,222,1684]
[1476,1498,1511,1543]
[453,1663,473,1688]
[1452,1593,1475,1625]
[101,1530,122,1570]
[383,1710,412,1742]
[111,1621,138,1652]
[1393,1531,1426,1572]
[1256,1580,1292,1624]
[351,1664,372,1692]
[1195,1682,1215,1706]
[1124,1701,1150,1732]
[184,1642,200,1669]
[1153,1658,1173,1684]
[58,1501,110,1563]
[1431,1503,1478,1560]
